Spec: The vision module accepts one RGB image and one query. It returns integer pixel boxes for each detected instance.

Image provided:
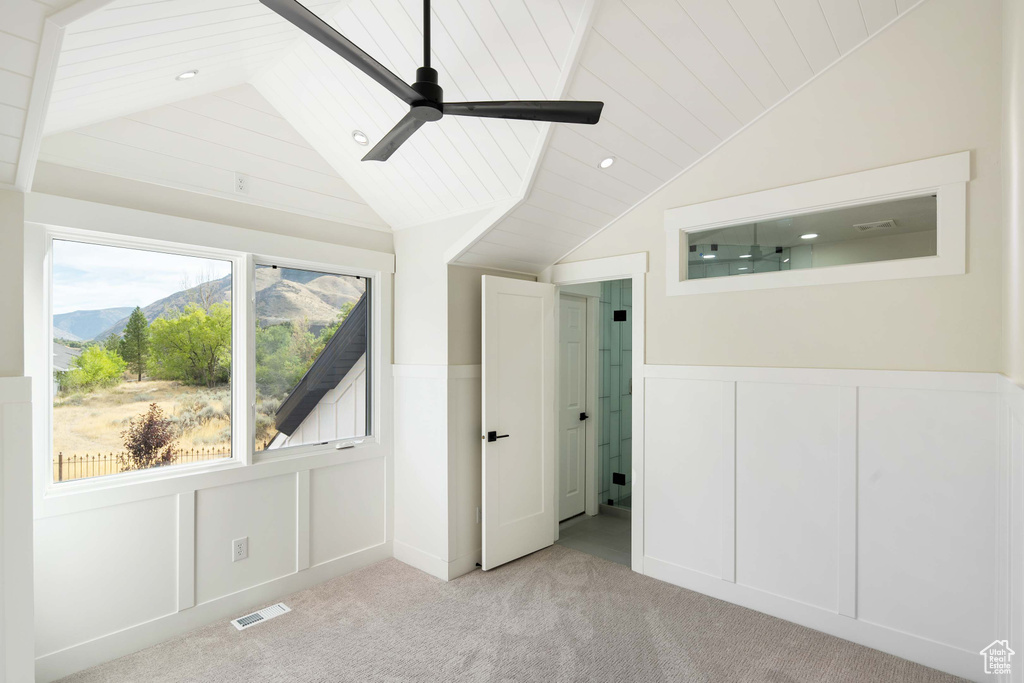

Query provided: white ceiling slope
[452,0,925,274]
[254,0,589,229]
[44,0,346,135]
[38,84,387,229]
[0,0,86,187]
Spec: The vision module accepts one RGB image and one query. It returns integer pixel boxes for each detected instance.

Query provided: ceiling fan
[260,0,604,162]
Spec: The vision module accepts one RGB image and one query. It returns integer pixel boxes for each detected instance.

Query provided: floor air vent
[231,602,290,631]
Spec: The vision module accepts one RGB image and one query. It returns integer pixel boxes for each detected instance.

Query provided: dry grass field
[53,380,232,480]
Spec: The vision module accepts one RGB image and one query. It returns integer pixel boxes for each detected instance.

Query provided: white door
[558,295,587,521]
[481,275,556,570]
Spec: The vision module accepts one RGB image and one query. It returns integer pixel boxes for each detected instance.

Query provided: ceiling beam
[14,0,118,192]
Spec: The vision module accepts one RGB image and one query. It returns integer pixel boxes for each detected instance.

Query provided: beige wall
[562,0,1002,372]
[1004,0,1024,383]
[0,189,25,377]
[447,265,535,366]
[31,162,394,254]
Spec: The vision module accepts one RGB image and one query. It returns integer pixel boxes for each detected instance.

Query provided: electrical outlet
[234,172,249,194]
[232,537,248,562]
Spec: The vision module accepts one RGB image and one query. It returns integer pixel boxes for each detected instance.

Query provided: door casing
[545,253,648,573]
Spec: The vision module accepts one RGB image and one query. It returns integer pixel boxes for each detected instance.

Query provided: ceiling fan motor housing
[412,67,443,121]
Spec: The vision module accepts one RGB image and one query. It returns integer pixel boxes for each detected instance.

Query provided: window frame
[250,255,373,463]
[663,151,970,296]
[25,195,393,517]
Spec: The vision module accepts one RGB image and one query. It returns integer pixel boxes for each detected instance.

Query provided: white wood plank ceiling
[43,0,347,136]
[38,84,386,229]
[453,0,923,273]
[0,0,58,186]
[254,0,589,228]
[11,0,920,248]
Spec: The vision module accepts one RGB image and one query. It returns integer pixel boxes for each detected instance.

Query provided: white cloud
[52,240,231,315]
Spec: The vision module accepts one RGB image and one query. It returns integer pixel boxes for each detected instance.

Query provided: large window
[254,264,369,453]
[49,236,375,486]
[51,240,233,482]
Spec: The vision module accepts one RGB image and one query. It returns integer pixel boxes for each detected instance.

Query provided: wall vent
[853,219,897,232]
[231,602,290,631]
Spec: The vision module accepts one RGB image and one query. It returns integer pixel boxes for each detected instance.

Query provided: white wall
[31,162,393,254]
[38,85,387,232]
[269,356,367,449]
[1004,0,1024,385]
[644,365,1006,681]
[24,197,394,681]
[1,378,33,683]
[0,190,24,376]
[563,0,1003,372]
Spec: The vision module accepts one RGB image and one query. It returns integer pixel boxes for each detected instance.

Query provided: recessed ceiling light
[783,258,791,263]
[739,254,752,258]
[599,157,615,169]
[702,254,716,259]
[800,233,818,240]
[176,69,199,81]
[352,130,369,146]
[738,267,748,271]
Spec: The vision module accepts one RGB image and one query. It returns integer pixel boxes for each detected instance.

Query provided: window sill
[35,439,386,520]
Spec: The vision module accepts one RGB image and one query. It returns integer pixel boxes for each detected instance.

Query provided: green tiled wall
[598,279,632,509]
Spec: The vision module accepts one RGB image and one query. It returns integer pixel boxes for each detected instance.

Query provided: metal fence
[53,448,230,482]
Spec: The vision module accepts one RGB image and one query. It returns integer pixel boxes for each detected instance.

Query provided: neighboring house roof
[53,343,82,373]
[275,294,368,436]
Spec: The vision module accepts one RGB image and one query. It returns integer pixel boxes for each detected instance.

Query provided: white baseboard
[393,540,449,580]
[447,551,481,580]
[393,540,480,581]
[35,542,392,683]
[643,557,980,682]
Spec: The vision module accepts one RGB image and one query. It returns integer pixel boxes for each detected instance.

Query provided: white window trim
[25,193,394,518]
[664,151,970,296]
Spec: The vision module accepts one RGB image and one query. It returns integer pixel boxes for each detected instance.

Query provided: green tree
[60,346,126,392]
[103,332,121,354]
[119,307,150,382]
[149,303,231,387]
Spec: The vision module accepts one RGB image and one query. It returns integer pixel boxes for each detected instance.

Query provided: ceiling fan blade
[444,100,604,125]
[362,112,426,162]
[260,0,419,105]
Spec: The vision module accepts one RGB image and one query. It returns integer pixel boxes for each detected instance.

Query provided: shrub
[59,346,127,393]
[119,403,176,471]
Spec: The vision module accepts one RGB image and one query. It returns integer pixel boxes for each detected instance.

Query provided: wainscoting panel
[645,377,724,578]
[735,382,840,612]
[643,365,1008,681]
[309,457,387,567]
[857,386,999,652]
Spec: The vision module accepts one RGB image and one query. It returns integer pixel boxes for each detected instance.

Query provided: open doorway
[554,278,632,566]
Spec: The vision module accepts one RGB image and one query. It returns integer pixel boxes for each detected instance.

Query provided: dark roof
[275,294,368,436]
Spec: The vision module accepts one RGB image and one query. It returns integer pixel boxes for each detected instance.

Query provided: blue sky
[52,240,231,315]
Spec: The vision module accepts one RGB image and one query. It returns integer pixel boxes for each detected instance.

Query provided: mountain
[53,307,134,341]
[93,268,364,340]
[53,325,82,342]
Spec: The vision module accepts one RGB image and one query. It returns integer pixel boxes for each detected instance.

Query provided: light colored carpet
[61,545,963,682]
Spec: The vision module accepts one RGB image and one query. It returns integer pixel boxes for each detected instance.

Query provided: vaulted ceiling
[451,0,924,273]
[8,0,924,271]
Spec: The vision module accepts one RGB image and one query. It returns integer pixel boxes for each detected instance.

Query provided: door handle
[579,412,589,421]
[486,431,510,443]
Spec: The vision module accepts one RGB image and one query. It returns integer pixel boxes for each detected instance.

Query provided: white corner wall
[564,0,1003,373]
[643,365,1008,680]
[23,197,395,682]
